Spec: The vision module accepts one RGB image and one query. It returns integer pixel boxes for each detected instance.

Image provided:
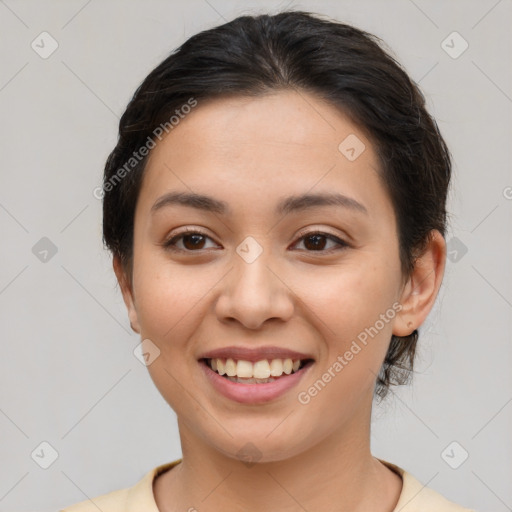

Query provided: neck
[154,397,402,512]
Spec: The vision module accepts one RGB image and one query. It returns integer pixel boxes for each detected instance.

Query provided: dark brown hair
[101,10,451,400]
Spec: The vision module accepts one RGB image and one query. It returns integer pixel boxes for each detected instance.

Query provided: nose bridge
[215,235,294,328]
[235,236,274,290]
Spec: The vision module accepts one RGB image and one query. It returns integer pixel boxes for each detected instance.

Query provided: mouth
[200,357,314,384]
[198,356,315,404]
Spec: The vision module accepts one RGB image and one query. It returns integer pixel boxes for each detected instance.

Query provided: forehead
[137,90,392,224]
[149,90,370,161]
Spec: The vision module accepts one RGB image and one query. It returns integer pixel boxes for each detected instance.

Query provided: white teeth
[269,359,283,376]
[226,376,276,384]
[225,358,237,377]
[236,360,253,378]
[207,357,306,379]
[253,360,271,379]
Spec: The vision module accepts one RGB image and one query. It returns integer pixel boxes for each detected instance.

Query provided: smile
[199,357,315,404]
[204,357,311,382]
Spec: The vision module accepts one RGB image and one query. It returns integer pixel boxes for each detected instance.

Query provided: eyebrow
[151,191,368,216]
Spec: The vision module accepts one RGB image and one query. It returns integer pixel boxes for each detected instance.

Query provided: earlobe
[393,230,446,337]
[113,256,141,334]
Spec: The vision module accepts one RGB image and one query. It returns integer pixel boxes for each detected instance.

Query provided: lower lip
[199,360,313,404]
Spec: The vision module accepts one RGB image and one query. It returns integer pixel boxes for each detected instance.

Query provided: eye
[292,230,349,252]
[161,228,349,254]
[162,228,219,252]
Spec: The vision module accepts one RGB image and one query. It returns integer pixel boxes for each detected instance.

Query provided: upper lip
[199,346,315,363]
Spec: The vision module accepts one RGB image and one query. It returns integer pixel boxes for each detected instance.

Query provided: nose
[214,244,295,330]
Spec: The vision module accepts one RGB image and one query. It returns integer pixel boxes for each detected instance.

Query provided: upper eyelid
[294,227,347,242]
[293,231,349,250]
[162,228,217,248]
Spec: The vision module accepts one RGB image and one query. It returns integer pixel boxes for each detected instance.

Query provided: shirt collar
[125,457,433,512]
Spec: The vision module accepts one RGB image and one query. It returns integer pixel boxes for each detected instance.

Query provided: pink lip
[198,345,314,363]
[198,359,314,404]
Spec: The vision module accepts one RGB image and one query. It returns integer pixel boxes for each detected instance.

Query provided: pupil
[184,234,205,250]
[305,234,326,250]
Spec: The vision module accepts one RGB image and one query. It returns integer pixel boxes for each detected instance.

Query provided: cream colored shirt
[60,458,476,511]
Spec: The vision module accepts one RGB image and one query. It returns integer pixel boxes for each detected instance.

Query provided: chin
[203,427,312,466]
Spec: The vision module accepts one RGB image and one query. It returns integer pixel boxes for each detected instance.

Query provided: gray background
[0,0,511,511]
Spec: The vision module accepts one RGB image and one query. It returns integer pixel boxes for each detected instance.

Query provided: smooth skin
[114,90,446,512]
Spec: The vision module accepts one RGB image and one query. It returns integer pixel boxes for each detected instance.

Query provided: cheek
[131,257,207,413]
[299,259,399,333]
[296,257,400,394]
[291,265,398,429]
[131,249,208,349]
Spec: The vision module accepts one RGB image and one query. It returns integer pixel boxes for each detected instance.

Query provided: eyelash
[162,227,349,254]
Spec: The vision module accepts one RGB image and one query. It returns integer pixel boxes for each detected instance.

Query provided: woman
[62,10,475,512]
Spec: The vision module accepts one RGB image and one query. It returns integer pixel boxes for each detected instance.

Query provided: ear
[393,230,446,337]
[113,255,141,334]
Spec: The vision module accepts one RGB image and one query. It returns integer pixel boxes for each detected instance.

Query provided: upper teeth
[209,358,302,378]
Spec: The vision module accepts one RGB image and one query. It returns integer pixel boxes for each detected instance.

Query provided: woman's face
[118,90,418,462]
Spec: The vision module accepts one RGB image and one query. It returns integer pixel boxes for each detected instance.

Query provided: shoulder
[378,458,476,512]
[59,460,182,512]
[60,487,129,512]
